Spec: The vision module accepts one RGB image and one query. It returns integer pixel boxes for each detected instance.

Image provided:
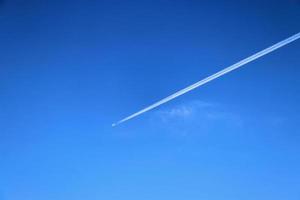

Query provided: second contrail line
[113,32,300,126]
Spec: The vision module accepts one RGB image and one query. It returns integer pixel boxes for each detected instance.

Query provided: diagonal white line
[113,32,300,126]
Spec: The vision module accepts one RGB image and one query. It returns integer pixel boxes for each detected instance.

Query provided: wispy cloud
[150,100,243,134]
[151,99,294,136]
[156,100,239,122]
[156,101,213,120]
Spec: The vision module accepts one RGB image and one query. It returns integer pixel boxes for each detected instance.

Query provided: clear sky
[0,0,300,199]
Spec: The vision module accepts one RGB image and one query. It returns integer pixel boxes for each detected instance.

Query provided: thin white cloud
[159,105,193,119]
[154,100,242,127]
[148,100,245,136]
[156,101,212,120]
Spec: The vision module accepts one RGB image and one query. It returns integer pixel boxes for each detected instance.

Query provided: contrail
[112,32,300,126]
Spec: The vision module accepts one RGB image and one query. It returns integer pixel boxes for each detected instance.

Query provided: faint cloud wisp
[151,100,243,135]
[156,101,213,121]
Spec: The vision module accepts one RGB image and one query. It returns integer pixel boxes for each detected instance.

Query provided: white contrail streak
[112,32,300,126]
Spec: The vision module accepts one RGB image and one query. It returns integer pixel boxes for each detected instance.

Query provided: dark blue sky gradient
[1,0,300,199]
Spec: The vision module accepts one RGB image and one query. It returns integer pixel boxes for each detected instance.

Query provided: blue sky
[0,0,300,199]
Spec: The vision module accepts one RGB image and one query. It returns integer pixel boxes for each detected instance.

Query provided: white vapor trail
[112,32,300,126]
